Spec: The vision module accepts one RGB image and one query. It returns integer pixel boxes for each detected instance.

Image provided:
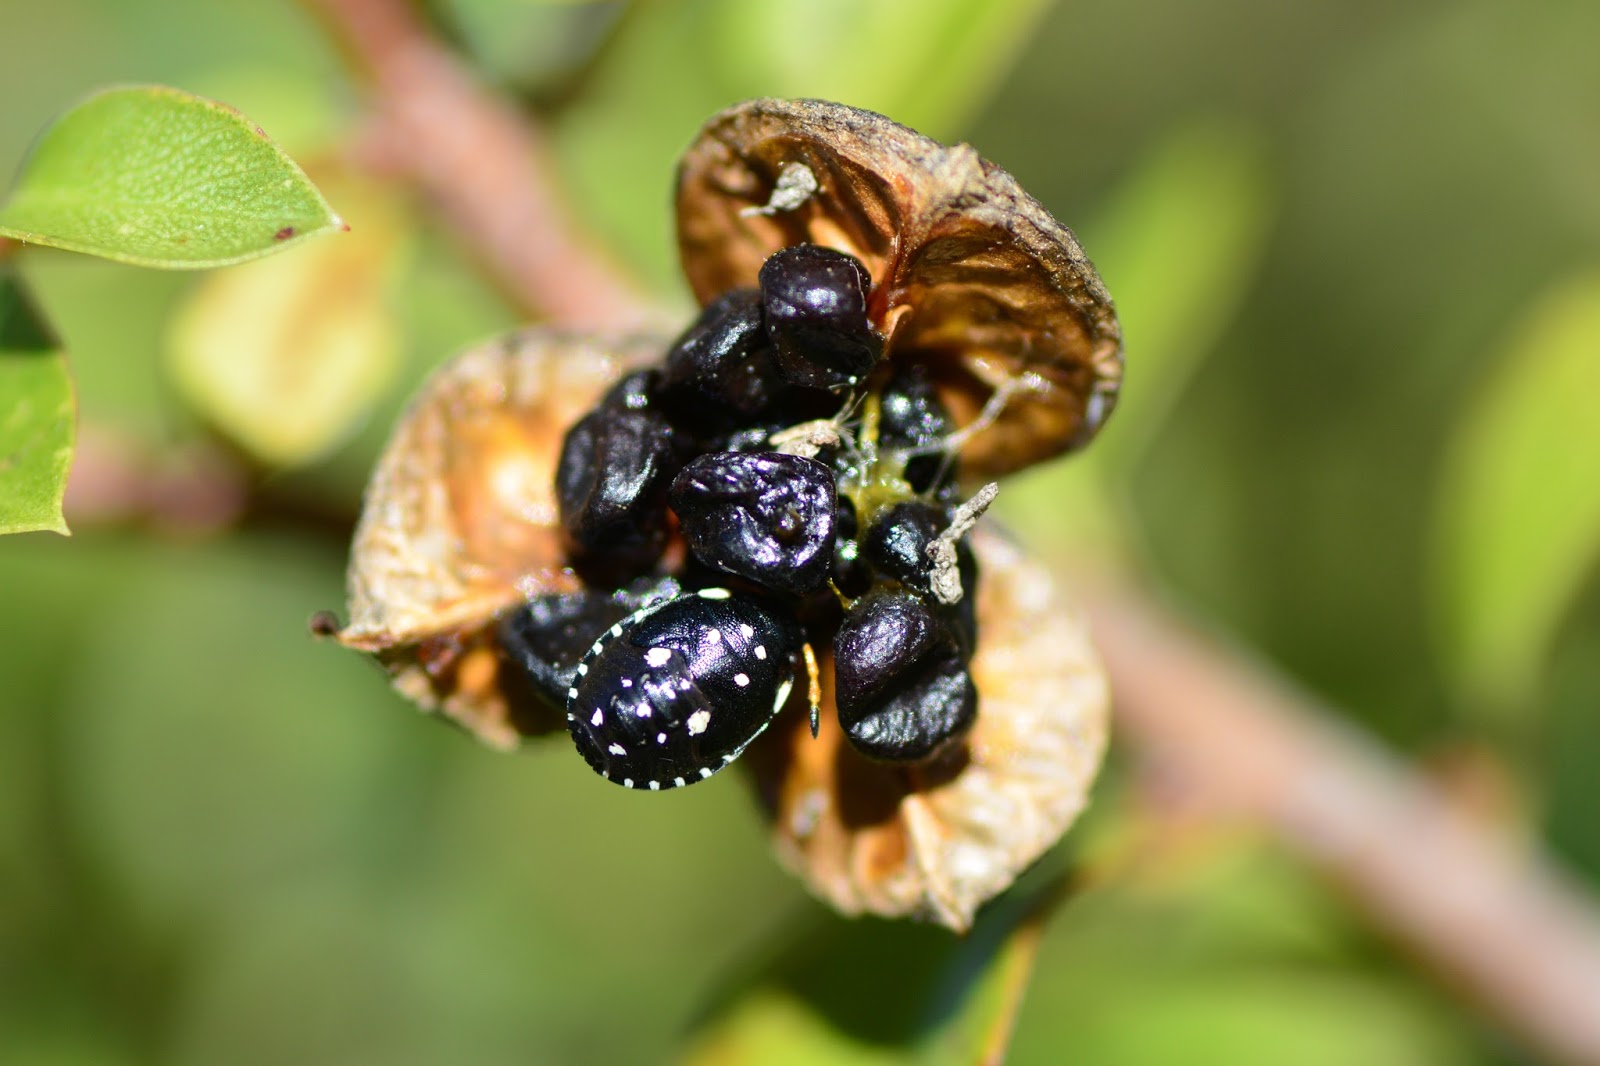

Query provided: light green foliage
[683,881,1059,1066]
[0,268,74,535]
[1082,120,1274,468]
[0,86,341,268]
[1432,270,1600,718]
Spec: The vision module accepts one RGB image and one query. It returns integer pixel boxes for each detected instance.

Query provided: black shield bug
[566,588,818,790]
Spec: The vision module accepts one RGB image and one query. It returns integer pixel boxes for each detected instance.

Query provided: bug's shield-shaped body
[569,590,804,790]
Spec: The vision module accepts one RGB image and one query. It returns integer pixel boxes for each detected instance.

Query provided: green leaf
[0,267,73,535]
[166,173,406,466]
[681,877,1064,1066]
[0,85,341,268]
[1432,270,1600,718]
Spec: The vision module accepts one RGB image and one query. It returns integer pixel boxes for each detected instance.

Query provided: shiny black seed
[499,575,681,711]
[759,245,882,390]
[670,451,837,595]
[716,425,779,453]
[878,364,955,493]
[567,589,804,789]
[831,494,872,597]
[860,501,979,653]
[555,403,679,580]
[860,501,943,595]
[601,368,659,413]
[833,590,976,763]
[656,289,789,427]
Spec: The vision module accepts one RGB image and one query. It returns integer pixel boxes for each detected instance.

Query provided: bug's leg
[803,641,822,738]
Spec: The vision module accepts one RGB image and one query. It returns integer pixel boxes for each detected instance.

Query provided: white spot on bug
[610,623,623,637]
[635,705,652,718]
[566,687,578,700]
[698,588,731,600]
[620,677,633,688]
[623,777,633,788]
[687,710,711,735]
[674,777,685,788]
[706,628,722,644]
[602,770,610,779]
[740,623,755,639]
[608,742,627,756]
[645,647,672,667]
[649,780,660,791]
[734,673,750,687]
[722,754,735,763]
[699,767,713,778]
[566,712,574,721]
[591,709,603,727]
[754,645,767,660]
[657,732,667,744]
[575,663,587,676]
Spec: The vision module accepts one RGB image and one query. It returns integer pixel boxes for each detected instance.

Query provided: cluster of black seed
[503,244,984,779]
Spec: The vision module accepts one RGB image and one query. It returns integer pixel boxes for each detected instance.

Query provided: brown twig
[1083,579,1600,1065]
[298,2,1600,1062]
[299,0,670,331]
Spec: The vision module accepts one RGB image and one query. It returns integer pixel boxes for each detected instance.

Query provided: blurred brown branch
[1084,579,1600,1065]
[300,0,669,332]
[301,2,1600,1063]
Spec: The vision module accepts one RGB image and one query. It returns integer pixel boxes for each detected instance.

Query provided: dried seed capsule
[555,400,679,580]
[833,590,977,763]
[656,288,790,428]
[567,588,805,789]
[759,245,882,390]
[499,576,681,712]
[677,99,1123,474]
[670,451,837,595]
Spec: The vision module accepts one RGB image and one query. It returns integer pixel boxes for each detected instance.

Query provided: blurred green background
[3,0,1599,1062]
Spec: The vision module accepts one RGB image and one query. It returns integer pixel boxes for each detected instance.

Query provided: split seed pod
[331,99,1118,930]
[677,98,1123,475]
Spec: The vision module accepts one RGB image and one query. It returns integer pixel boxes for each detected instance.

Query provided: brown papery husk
[746,528,1109,932]
[335,329,663,748]
[676,98,1123,477]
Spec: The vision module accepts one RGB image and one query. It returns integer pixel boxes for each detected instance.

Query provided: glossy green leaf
[0,267,73,535]
[1432,270,1600,717]
[682,877,1063,1066]
[0,85,341,268]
